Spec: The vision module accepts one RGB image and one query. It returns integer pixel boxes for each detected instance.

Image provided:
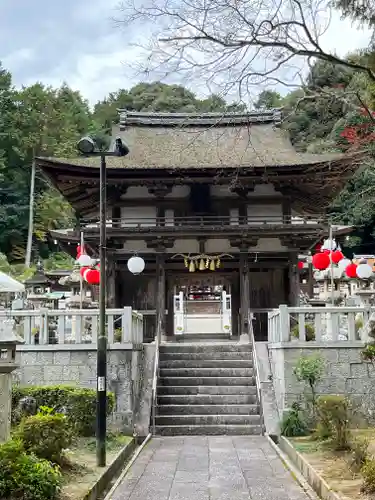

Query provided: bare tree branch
[116,0,375,102]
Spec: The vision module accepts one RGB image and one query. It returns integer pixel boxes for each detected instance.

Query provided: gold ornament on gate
[172,253,233,272]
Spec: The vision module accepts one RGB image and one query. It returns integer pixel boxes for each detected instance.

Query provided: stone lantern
[0,319,24,442]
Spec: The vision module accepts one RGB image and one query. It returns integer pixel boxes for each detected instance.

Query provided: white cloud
[1,0,373,105]
[2,47,35,70]
[320,13,372,56]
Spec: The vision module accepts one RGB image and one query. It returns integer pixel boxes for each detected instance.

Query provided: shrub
[350,437,369,473]
[291,323,315,341]
[316,395,350,450]
[0,439,61,500]
[12,385,115,436]
[14,406,75,464]
[362,344,375,362]
[362,459,375,493]
[281,402,308,437]
[294,354,324,419]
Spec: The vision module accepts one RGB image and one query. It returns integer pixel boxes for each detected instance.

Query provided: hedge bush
[280,402,308,437]
[316,395,350,450]
[14,407,75,464]
[362,459,375,493]
[12,385,115,436]
[0,439,61,500]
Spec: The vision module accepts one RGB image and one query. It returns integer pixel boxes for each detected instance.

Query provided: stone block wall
[12,344,144,432]
[268,341,375,420]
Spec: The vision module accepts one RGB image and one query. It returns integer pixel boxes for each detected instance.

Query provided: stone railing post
[279,304,290,342]
[0,319,23,442]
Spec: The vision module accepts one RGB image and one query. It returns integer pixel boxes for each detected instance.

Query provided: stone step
[157,394,258,405]
[157,385,257,395]
[157,404,259,415]
[159,344,252,353]
[159,367,254,378]
[159,377,255,386]
[159,359,253,369]
[155,424,263,436]
[155,414,262,425]
[174,333,231,342]
[160,351,253,361]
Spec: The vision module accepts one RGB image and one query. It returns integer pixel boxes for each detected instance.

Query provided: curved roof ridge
[118,109,282,129]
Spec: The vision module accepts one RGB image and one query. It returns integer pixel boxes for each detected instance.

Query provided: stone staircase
[155,343,263,435]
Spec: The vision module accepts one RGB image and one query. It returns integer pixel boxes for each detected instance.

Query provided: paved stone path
[109,436,312,500]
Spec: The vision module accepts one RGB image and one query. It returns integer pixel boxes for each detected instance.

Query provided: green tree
[254,90,282,109]
[0,74,90,262]
[93,82,245,128]
[333,0,375,27]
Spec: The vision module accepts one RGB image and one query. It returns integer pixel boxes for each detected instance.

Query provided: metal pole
[97,154,107,467]
[25,158,36,267]
[79,232,84,310]
[329,225,335,305]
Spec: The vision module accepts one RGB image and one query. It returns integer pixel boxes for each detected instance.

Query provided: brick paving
[108,436,312,500]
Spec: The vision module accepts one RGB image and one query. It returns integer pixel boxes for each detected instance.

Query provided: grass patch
[60,435,133,500]
[289,429,375,500]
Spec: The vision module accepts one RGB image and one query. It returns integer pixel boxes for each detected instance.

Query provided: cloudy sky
[0,0,372,106]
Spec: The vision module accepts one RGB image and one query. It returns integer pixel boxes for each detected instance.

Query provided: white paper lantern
[328,267,343,280]
[322,238,337,251]
[127,256,145,275]
[77,254,93,267]
[338,258,351,270]
[83,268,91,281]
[356,263,373,279]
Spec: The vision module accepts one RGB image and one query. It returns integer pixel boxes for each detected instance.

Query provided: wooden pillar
[166,275,174,339]
[307,261,314,298]
[282,196,291,223]
[288,252,300,306]
[156,254,166,341]
[112,206,121,228]
[231,272,240,338]
[239,252,250,341]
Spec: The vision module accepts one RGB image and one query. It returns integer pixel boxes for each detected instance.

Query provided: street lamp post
[77,136,129,467]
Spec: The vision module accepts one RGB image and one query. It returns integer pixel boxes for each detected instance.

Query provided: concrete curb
[266,435,318,500]
[278,436,343,500]
[82,438,137,500]
[104,433,152,500]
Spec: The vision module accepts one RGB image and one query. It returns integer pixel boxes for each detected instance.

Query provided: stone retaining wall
[268,341,374,420]
[12,344,146,432]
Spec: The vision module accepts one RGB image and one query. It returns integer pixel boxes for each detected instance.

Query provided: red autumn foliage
[340,110,375,150]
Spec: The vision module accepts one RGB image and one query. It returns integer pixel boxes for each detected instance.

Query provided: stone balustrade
[268,304,374,343]
[0,307,143,345]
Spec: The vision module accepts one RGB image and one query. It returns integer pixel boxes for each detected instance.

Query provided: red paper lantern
[298,261,304,270]
[331,250,344,264]
[77,251,82,259]
[315,243,322,252]
[84,269,100,285]
[322,249,331,254]
[312,252,330,270]
[77,245,81,254]
[80,266,89,277]
[345,263,358,278]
